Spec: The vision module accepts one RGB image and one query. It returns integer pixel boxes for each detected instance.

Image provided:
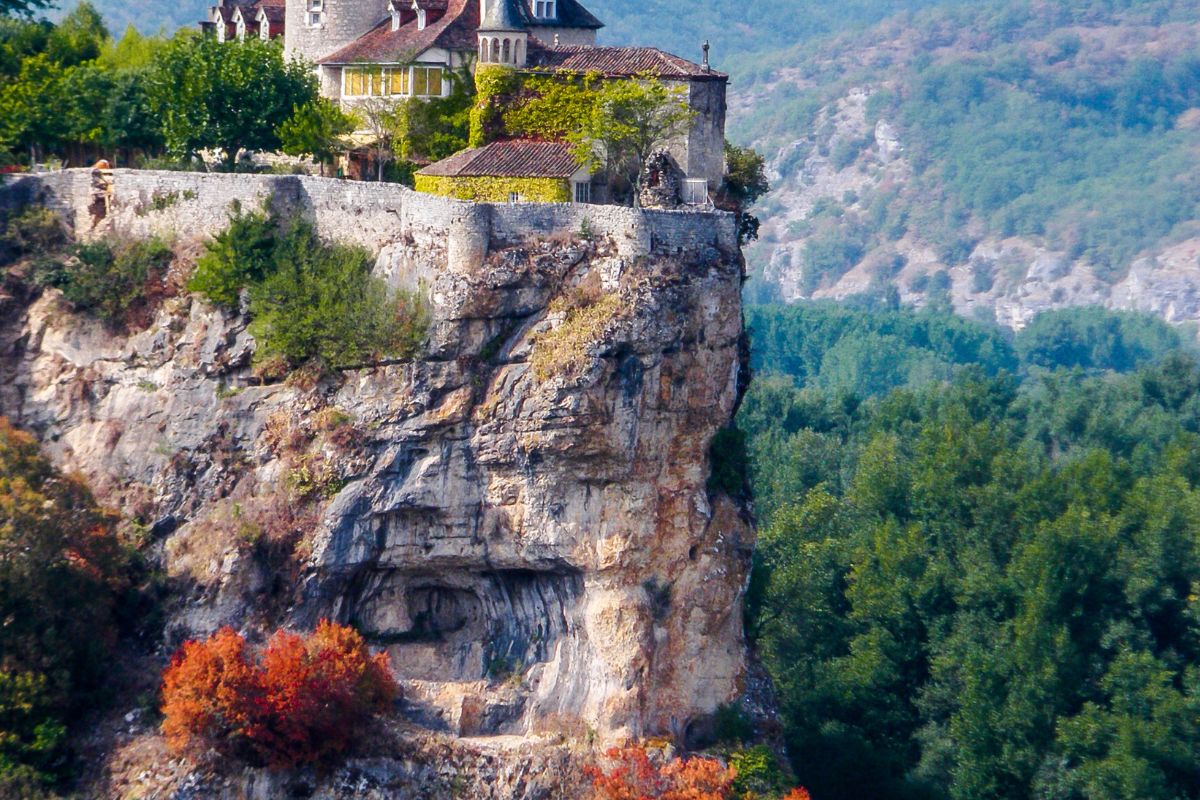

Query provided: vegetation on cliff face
[161,622,397,769]
[0,418,132,790]
[742,304,1200,800]
[189,206,429,372]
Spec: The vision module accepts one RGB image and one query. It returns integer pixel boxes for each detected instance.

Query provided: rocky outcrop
[0,171,751,796]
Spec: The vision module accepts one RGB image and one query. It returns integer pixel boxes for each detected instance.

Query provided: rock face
[0,171,752,795]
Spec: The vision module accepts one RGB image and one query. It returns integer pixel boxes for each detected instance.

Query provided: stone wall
[284,0,390,65]
[0,169,738,284]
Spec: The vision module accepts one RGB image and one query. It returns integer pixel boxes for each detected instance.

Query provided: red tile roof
[526,43,726,80]
[418,139,582,178]
[319,0,479,64]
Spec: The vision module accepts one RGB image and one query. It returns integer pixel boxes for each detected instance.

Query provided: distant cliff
[0,171,753,797]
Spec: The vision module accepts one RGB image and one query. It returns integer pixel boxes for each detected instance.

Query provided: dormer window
[416,8,427,29]
[391,7,401,29]
[532,0,555,19]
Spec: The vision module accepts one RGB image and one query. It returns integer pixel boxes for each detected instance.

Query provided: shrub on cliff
[187,206,276,309]
[189,210,428,372]
[161,621,397,768]
[0,417,129,785]
[248,222,427,370]
[34,237,174,329]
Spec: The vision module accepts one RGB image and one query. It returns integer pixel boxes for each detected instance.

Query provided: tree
[351,97,405,181]
[161,622,397,768]
[721,140,769,244]
[146,33,316,167]
[0,417,128,784]
[584,746,738,800]
[278,98,353,176]
[570,75,694,206]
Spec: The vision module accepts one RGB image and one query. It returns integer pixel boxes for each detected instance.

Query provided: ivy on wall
[503,72,603,141]
[469,65,522,147]
[414,173,571,202]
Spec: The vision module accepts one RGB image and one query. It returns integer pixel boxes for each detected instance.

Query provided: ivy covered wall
[414,174,572,203]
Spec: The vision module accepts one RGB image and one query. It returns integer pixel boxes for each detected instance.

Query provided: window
[411,66,443,96]
[343,66,442,98]
[508,192,521,204]
[416,9,426,29]
[574,181,591,204]
[533,0,555,18]
[308,0,324,27]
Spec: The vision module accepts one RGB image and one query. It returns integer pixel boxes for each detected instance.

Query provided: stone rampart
[1,170,737,276]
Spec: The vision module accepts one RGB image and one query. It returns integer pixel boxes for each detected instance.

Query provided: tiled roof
[257,5,285,22]
[319,0,479,63]
[526,43,726,80]
[418,140,582,178]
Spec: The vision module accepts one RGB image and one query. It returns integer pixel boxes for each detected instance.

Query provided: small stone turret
[477,0,527,66]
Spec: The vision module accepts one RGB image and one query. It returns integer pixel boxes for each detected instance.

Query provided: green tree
[572,75,694,205]
[0,417,129,785]
[146,33,316,166]
[278,98,353,176]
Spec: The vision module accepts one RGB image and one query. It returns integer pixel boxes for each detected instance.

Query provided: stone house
[204,0,286,42]
[202,0,728,204]
[413,139,593,202]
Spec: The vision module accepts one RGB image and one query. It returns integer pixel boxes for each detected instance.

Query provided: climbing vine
[414,174,571,203]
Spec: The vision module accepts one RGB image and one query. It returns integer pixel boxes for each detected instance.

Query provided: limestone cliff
[0,171,752,797]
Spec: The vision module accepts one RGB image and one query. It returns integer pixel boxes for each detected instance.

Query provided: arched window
[502,38,510,63]
[479,40,488,62]
[491,38,500,62]
[514,39,522,63]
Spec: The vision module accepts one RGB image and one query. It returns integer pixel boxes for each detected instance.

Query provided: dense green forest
[741,303,1200,799]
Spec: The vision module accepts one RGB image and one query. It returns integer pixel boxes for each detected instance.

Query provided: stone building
[202,0,728,202]
[203,0,286,42]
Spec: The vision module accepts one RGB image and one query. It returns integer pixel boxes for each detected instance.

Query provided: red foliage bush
[161,620,396,768]
[583,745,738,800]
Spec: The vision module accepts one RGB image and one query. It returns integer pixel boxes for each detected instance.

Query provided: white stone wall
[2,169,738,284]
[285,0,391,64]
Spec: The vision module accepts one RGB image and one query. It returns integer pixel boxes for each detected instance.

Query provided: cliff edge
[0,171,753,798]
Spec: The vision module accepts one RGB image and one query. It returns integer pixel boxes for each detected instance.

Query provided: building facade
[203,0,728,202]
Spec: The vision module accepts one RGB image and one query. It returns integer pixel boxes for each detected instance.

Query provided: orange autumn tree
[161,620,397,768]
[584,745,738,800]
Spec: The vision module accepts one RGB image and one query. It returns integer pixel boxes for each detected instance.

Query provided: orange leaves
[161,627,262,757]
[584,745,738,800]
[584,745,815,800]
[160,621,398,769]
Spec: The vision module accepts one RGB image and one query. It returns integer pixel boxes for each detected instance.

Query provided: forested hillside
[741,0,1200,319]
[741,304,1200,799]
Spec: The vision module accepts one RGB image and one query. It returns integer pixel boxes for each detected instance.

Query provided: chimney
[702,40,710,71]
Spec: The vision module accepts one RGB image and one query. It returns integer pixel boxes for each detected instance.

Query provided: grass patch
[530,293,621,382]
